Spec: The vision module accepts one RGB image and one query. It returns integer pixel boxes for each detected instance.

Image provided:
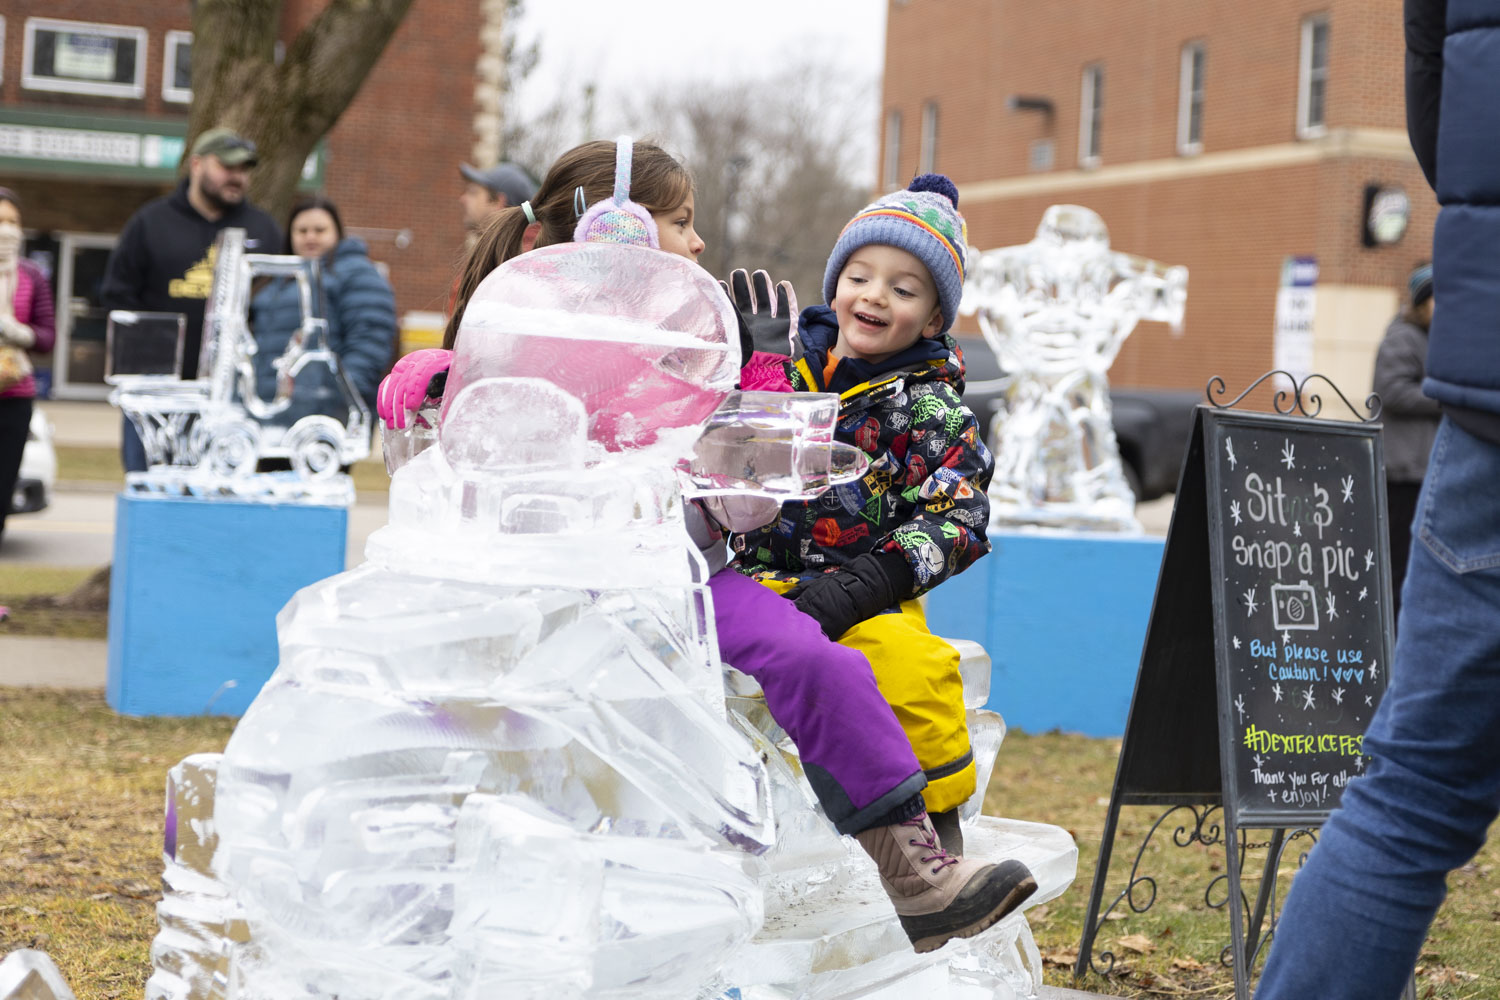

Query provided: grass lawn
[0,689,1495,998]
[53,444,392,494]
[0,566,107,640]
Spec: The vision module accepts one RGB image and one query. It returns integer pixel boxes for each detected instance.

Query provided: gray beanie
[822,173,968,334]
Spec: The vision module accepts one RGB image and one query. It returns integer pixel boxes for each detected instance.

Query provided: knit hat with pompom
[821,173,969,334]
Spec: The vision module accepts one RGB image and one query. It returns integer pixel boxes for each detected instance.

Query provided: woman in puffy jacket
[248,195,396,420]
[0,187,56,544]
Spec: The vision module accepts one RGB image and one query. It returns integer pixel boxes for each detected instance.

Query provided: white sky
[512,0,888,150]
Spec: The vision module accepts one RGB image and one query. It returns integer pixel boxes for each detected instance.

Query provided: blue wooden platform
[925,530,1165,737]
[107,493,347,717]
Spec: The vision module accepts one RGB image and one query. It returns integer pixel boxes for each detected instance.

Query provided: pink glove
[377,348,452,430]
[739,351,793,393]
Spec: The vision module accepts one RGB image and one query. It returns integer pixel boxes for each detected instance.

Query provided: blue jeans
[121,414,148,473]
[1256,417,1500,999]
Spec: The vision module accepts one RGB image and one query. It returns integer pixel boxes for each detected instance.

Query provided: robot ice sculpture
[961,205,1187,532]
[107,228,371,505]
[145,242,1076,1000]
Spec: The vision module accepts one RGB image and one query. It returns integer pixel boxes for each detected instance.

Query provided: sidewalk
[37,398,120,449]
[0,635,107,687]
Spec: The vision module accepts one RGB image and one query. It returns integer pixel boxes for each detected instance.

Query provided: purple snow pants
[708,567,926,834]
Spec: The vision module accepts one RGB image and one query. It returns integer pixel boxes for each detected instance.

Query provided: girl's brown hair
[442,139,692,349]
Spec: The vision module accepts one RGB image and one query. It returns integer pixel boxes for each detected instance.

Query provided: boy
[733,174,993,856]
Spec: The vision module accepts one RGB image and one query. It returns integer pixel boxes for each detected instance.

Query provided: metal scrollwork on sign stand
[1206,371,1383,423]
[1081,803,1223,977]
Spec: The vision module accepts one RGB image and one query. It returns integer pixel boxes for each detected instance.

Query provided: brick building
[0,1,490,398]
[882,0,1435,402]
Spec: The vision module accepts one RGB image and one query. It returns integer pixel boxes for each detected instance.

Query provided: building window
[22,17,147,98]
[919,101,939,174]
[162,30,191,104]
[0,19,7,84]
[1079,64,1103,167]
[1298,15,1329,138]
[1178,42,1205,155]
[884,109,902,190]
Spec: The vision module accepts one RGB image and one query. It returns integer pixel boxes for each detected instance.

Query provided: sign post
[1075,372,1396,999]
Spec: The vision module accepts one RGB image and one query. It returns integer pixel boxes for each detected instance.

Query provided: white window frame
[919,101,939,175]
[162,30,192,104]
[1079,64,1103,167]
[1177,42,1205,155]
[883,109,903,190]
[22,17,147,99]
[1297,14,1330,139]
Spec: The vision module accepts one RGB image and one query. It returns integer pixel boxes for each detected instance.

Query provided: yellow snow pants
[759,580,975,813]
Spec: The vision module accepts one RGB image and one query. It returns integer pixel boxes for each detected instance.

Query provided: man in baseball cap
[458,161,536,231]
[191,126,260,167]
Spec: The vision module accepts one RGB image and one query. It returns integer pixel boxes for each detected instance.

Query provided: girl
[0,187,56,545]
[377,138,1035,953]
[249,194,397,418]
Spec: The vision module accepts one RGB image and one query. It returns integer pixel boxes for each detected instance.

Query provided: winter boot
[854,811,1036,953]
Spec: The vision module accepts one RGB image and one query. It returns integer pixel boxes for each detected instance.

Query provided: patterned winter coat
[732,305,993,595]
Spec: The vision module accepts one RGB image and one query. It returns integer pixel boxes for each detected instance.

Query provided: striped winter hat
[822,173,968,334]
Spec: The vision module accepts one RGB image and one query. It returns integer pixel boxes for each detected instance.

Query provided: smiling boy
[733,173,997,860]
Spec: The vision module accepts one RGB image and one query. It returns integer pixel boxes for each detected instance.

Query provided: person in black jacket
[1371,261,1439,625]
[1255,2,1500,997]
[101,127,281,472]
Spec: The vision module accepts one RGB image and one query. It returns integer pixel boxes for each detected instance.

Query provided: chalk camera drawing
[1272,582,1321,631]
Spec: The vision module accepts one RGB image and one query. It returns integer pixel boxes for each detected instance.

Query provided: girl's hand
[377,348,452,430]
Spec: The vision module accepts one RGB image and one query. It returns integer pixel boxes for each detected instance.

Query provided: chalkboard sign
[1078,384,1397,999]
[1202,409,1394,824]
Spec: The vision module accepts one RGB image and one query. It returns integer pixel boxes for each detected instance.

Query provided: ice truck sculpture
[145,242,1076,1000]
[961,205,1188,533]
[106,228,371,504]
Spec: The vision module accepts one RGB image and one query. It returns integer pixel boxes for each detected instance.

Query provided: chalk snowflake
[1244,587,1258,616]
[1293,521,1302,537]
[1268,788,1278,804]
[1273,682,1284,703]
[1325,592,1338,620]
[1232,636,1242,649]
[1369,661,1379,681]
[1230,500,1243,525]
[1254,754,1264,768]
[1226,437,1238,470]
[1355,755,1365,771]
[1358,586,1368,601]
[1281,440,1296,470]
[1364,549,1374,571]
[1365,694,1373,707]
[1235,694,1247,723]
[1341,475,1355,503]
[1283,629,1292,646]
[1302,687,1317,710]
[1332,686,1345,706]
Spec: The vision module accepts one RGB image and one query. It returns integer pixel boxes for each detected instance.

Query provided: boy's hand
[720,268,798,356]
[782,551,915,640]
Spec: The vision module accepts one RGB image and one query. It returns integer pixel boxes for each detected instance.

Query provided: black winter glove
[782,551,916,640]
[719,268,799,356]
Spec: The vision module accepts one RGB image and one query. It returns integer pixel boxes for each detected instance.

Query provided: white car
[10,407,56,515]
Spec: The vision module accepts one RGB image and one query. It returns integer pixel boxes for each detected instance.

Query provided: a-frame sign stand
[1073,374,1400,1000]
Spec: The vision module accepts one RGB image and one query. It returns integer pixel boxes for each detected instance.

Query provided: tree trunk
[186,0,416,222]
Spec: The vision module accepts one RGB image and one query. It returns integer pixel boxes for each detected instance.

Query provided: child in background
[378,142,1035,953]
[733,174,994,855]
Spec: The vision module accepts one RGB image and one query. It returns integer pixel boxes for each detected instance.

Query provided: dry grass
[54,444,391,494]
[0,565,109,640]
[1,691,1494,999]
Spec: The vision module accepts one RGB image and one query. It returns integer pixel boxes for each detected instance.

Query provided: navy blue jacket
[248,237,396,414]
[1407,0,1500,434]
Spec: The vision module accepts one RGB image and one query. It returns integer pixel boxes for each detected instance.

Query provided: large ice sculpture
[107,228,371,504]
[961,205,1187,532]
[147,242,1076,1000]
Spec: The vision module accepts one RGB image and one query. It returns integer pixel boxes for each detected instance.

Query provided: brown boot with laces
[854,811,1037,953]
